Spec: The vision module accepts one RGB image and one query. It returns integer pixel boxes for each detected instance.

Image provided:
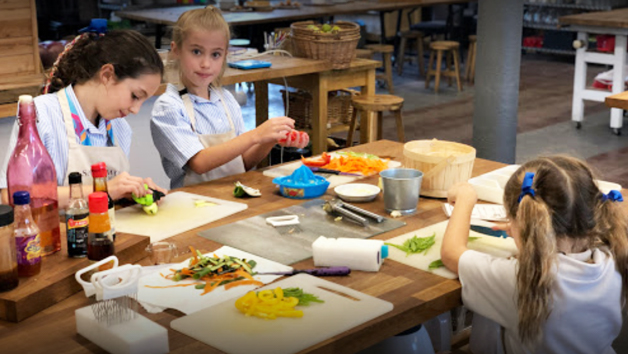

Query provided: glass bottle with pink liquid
[6,95,61,256]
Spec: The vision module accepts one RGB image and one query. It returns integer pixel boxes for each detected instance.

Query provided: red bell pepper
[301,152,331,167]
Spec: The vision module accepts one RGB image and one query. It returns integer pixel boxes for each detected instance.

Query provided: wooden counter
[605,90,628,110]
[0,139,505,354]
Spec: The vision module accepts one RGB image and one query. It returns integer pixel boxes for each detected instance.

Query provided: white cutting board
[469,165,623,204]
[138,246,292,314]
[115,191,247,242]
[171,273,393,354]
[263,153,402,188]
[386,220,518,279]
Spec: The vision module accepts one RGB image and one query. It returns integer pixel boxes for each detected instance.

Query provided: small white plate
[334,183,381,203]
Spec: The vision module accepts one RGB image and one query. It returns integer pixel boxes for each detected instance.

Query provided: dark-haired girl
[0,29,168,207]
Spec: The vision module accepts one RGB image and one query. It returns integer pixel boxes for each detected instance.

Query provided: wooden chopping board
[386,220,518,279]
[115,191,247,242]
[171,273,393,354]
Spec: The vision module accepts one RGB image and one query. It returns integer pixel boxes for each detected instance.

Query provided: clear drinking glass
[146,242,179,265]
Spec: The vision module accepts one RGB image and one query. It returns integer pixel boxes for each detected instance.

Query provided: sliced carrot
[224,279,264,290]
[235,269,254,281]
[189,246,199,264]
[201,280,222,295]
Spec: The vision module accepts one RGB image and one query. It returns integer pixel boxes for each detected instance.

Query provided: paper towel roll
[312,236,387,272]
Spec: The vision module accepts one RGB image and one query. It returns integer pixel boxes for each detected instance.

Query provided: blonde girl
[442,156,628,354]
[151,7,305,189]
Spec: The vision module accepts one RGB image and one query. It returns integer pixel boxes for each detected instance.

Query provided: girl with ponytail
[0,25,167,207]
[442,155,627,354]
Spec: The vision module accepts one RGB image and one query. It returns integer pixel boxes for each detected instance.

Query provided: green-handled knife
[470,225,509,239]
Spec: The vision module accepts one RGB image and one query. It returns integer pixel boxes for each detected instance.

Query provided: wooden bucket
[403,140,476,198]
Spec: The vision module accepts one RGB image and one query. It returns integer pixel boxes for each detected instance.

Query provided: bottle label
[108,207,116,235]
[68,216,89,229]
[67,214,89,257]
[16,234,41,265]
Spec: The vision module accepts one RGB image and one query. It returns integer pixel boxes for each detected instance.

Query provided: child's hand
[278,129,310,149]
[254,117,295,144]
[108,172,148,201]
[447,182,478,206]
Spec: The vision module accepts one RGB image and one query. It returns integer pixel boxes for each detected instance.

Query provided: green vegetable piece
[233,185,246,198]
[282,287,324,306]
[195,284,205,290]
[469,236,480,242]
[386,233,436,257]
[142,203,158,215]
[428,259,444,270]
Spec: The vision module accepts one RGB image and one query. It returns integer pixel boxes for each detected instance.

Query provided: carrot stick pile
[144,246,263,295]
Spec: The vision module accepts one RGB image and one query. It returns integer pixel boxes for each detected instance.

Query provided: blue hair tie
[79,18,108,36]
[602,190,623,202]
[518,172,536,203]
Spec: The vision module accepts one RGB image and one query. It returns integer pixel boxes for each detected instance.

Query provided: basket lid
[403,139,476,164]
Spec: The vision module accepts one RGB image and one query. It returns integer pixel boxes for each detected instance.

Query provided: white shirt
[459,248,622,354]
[0,85,132,187]
[150,84,245,189]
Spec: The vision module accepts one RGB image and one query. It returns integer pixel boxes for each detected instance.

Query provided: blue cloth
[0,85,132,187]
[150,84,245,189]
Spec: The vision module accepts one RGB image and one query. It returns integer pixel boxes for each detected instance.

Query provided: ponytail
[516,195,557,344]
[595,194,628,307]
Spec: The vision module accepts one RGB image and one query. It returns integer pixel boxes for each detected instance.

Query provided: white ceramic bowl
[334,183,381,203]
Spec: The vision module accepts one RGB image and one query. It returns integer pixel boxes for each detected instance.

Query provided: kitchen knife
[470,225,509,239]
[308,166,361,176]
[256,266,351,276]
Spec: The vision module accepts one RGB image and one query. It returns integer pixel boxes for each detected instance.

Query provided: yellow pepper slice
[235,289,303,319]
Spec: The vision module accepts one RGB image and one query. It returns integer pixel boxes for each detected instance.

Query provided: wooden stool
[365,44,395,94]
[425,40,462,93]
[397,30,425,77]
[355,49,374,59]
[465,35,477,84]
[346,94,405,147]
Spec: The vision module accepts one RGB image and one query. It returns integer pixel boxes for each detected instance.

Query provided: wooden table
[0,140,502,354]
[116,0,471,48]
[159,56,381,154]
[560,8,628,135]
[605,90,628,110]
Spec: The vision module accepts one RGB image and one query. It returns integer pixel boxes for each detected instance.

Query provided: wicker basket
[290,21,360,69]
[280,89,354,130]
[403,139,476,198]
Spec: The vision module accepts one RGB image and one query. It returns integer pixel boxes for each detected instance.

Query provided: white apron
[181,88,245,186]
[57,88,130,186]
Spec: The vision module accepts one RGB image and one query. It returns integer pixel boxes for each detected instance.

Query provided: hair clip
[602,190,623,203]
[79,19,108,36]
[518,172,536,203]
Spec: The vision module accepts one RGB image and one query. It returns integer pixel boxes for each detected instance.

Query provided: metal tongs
[323,199,385,226]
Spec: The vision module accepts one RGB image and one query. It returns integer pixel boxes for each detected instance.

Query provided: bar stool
[365,44,395,94]
[355,49,374,59]
[346,94,405,147]
[465,35,477,84]
[425,40,462,93]
[397,30,425,77]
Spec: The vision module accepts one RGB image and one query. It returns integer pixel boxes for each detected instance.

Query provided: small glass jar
[0,205,18,292]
